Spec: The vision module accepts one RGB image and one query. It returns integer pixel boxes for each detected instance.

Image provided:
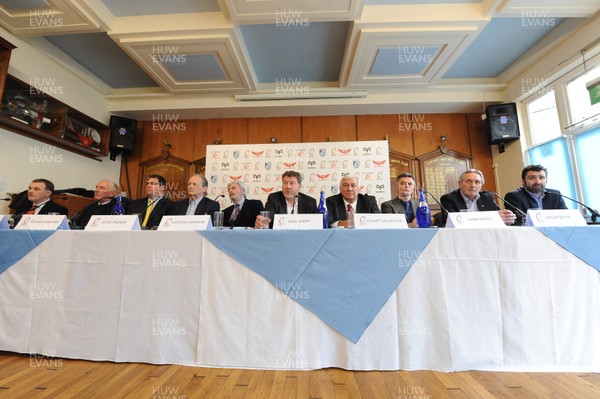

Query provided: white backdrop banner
[205,141,391,208]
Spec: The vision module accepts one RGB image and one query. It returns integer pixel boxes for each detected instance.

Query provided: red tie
[26,205,37,215]
[347,204,353,214]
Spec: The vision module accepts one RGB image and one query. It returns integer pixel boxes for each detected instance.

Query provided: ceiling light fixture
[234,91,367,101]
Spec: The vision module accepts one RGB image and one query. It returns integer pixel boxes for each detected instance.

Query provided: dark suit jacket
[326,193,380,227]
[131,197,173,229]
[380,197,417,222]
[264,191,318,228]
[74,197,132,228]
[439,189,499,225]
[223,198,264,228]
[504,187,567,225]
[170,197,220,223]
[36,199,68,215]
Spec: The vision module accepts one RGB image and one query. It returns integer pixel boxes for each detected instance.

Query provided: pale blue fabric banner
[0,230,56,275]
[199,229,438,343]
[536,226,600,272]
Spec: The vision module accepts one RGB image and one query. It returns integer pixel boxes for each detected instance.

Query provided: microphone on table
[481,191,527,223]
[1,198,10,201]
[546,191,599,223]
[423,190,449,216]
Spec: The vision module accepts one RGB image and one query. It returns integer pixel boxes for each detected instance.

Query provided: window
[574,127,600,213]
[567,64,600,127]
[526,91,561,145]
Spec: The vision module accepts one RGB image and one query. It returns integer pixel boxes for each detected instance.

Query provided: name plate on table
[445,211,506,228]
[85,215,141,231]
[354,213,408,229]
[0,215,9,229]
[15,214,70,230]
[273,214,322,230]
[157,215,213,231]
[525,209,586,227]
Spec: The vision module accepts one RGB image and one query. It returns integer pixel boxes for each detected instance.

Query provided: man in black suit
[440,169,516,225]
[170,174,220,220]
[381,172,418,228]
[131,174,172,229]
[73,179,131,228]
[222,180,264,228]
[504,164,568,225]
[21,178,68,216]
[255,170,318,228]
[326,175,380,227]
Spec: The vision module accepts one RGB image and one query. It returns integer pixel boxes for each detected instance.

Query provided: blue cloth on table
[536,226,600,273]
[199,229,438,343]
[0,230,56,275]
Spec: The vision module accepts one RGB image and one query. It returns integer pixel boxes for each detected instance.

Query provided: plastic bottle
[416,189,431,228]
[318,191,328,229]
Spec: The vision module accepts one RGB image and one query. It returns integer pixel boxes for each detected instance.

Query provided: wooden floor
[0,352,599,399]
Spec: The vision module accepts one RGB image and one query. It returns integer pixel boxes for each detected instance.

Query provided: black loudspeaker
[485,103,520,145]
[109,115,137,160]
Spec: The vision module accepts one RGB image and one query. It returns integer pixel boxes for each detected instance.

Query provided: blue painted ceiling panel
[100,0,220,17]
[45,33,158,88]
[165,53,226,81]
[240,21,350,83]
[371,46,439,76]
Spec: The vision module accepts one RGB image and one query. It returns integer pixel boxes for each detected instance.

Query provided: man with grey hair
[74,179,131,227]
[223,180,264,228]
[326,175,380,227]
[171,174,220,217]
[440,169,516,225]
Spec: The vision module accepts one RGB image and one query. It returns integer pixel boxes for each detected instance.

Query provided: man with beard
[504,164,567,225]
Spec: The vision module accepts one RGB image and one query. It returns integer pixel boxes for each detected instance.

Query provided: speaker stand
[498,142,506,153]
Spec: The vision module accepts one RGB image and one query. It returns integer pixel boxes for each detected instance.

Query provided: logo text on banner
[354,213,408,229]
[157,215,213,231]
[445,211,506,228]
[85,215,141,231]
[525,209,586,227]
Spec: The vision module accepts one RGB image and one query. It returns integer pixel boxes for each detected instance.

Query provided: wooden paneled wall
[120,113,495,199]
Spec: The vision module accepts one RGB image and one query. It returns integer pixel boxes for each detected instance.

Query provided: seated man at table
[11,179,68,227]
[73,179,131,228]
[440,169,516,225]
[170,174,220,220]
[504,164,568,225]
[255,170,317,229]
[131,174,172,229]
[381,173,418,228]
[223,180,264,228]
[326,175,380,227]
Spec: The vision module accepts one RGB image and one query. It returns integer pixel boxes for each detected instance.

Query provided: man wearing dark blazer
[73,179,132,228]
[131,174,173,229]
[223,180,264,228]
[170,174,220,221]
[255,171,318,228]
[504,164,568,225]
[326,176,380,227]
[25,178,68,215]
[381,172,418,228]
[440,169,516,225]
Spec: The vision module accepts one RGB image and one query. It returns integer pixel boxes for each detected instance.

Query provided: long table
[0,227,599,371]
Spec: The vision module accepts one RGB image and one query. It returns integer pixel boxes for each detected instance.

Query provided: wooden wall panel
[357,115,414,156]
[140,119,196,162]
[413,114,470,157]
[467,113,496,193]
[248,117,301,144]
[194,118,249,160]
[301,115,356,142]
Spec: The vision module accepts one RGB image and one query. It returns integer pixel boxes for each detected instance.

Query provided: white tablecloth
[0,228,599,371]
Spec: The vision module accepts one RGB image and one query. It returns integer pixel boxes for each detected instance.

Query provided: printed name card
[85,215,141,231]
[354,213,408,229]
[157,215,213,231]
[525,209,586,227]
[273,214,323,230]
[0,215,9,229]
[15,214,70,230]
[445,211,506,228]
